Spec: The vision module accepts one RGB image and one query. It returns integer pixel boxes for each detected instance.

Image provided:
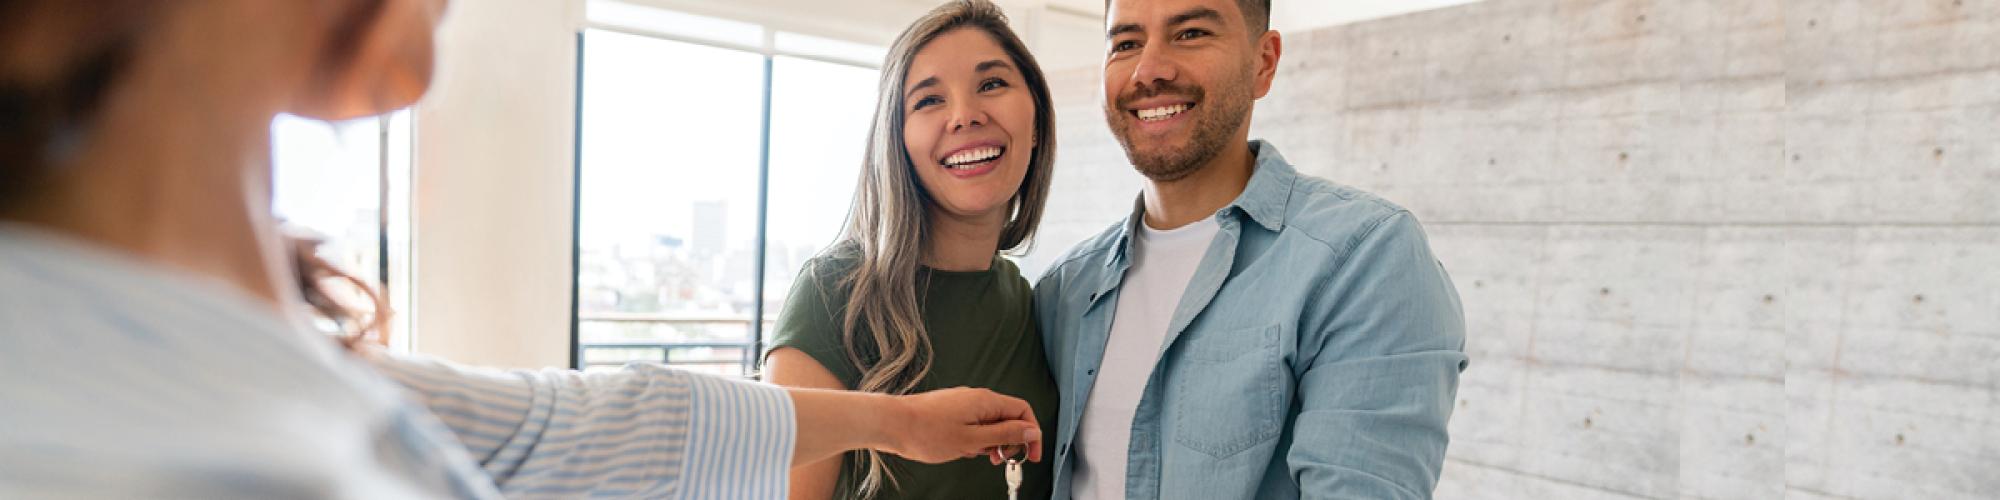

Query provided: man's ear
[1252,30,1282,99]
[292,0,441,120]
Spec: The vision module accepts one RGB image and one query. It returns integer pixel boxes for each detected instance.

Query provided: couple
[765,0,1469,499]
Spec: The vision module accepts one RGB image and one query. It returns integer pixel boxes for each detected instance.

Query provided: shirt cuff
[680,374,797,499]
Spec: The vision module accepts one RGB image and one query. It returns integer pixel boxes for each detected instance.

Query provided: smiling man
[1031,0,1470,498]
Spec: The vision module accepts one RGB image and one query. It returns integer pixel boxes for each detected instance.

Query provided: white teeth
[1136,103,1191,122]
[944,146,1004,168]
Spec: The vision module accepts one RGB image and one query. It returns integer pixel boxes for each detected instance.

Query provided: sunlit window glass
[576,29,767,377]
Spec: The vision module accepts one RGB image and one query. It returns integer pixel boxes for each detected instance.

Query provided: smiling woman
[760,1,1061,499]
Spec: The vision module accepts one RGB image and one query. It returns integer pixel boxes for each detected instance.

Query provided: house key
[1000,445,1024,500]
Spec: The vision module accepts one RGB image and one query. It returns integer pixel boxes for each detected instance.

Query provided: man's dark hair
[1106,0,1271,34]
[1238,0,1271,33]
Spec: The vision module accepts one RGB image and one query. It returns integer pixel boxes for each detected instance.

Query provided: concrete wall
[1022,0,2000,498]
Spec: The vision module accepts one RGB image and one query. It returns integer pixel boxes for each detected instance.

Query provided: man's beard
[1105,76,1253,183]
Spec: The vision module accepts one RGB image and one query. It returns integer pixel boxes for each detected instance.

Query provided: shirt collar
[1106,140,1297,269]
[1231,140,1297,233]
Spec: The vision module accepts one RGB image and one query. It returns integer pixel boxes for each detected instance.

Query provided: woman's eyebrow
[906,75,940,96]
[906,59,1013,96]
[975,59,1015,73]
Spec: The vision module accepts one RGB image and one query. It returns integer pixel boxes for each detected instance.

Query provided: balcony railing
[575,313,772,378]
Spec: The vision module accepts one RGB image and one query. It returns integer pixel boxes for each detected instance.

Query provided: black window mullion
[748,54,775,379]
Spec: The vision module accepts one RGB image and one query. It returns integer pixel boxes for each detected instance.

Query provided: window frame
[271,110,416,355]
[570,3,883,376]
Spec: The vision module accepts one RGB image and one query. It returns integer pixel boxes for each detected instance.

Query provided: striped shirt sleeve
[365,353,797,499]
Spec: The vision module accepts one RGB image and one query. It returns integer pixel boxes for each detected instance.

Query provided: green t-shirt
[766,245,1058,500]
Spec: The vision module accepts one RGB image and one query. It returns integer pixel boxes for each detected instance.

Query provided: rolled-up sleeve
[1290,211,1469,499]
[367,353,796,499]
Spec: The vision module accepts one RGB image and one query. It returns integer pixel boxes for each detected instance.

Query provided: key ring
[997,444,1025,465]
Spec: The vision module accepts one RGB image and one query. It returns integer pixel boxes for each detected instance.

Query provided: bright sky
[578,28,879,256]
[271,115,380,242]
[766,56,880,255]
[271,19,887,294]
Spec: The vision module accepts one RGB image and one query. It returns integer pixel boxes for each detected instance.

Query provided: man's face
[1101,0,1269,182]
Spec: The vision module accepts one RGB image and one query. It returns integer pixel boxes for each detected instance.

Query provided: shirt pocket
[1168,324,1283,459]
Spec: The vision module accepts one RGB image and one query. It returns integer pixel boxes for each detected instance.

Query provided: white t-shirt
[1071,216,1220,500]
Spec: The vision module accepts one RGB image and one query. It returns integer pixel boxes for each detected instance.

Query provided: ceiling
[970,0,1498,34]
[1043,0,1106,17]
[609,0,1487,56]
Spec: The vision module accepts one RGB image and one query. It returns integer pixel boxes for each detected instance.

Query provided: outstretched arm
[764,347,847,500]
[366,352,1041,499]
[789,384,1043,466]
[365,353,795,498]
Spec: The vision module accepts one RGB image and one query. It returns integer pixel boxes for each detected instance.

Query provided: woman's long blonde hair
[836,0,1055,495]
[288,233,391,348]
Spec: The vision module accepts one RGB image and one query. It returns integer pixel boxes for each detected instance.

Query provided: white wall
[1269,0,1486,33]
[999,1,1111,72]
[410,0,584,369]
[1026,0,1497,71]
[608,0,931,47]
[596,0,1109,71]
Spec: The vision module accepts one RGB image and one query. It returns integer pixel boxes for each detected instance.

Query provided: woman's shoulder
[771,242,862,347]
[786,243,864,309]
[797,241,862,282]
[990,255,1032,298]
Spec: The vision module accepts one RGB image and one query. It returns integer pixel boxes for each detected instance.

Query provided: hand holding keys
[870,387,1042,465]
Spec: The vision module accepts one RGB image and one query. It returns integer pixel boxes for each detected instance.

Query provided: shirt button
[1060,443,1070,456]
[1086,369,1096,376]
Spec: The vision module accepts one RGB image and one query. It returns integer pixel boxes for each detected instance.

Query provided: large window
[575,4,882,376]
[760,55,879,346]
[271,111,414,352]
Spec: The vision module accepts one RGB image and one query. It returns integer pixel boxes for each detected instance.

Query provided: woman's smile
[939,142,1007,178]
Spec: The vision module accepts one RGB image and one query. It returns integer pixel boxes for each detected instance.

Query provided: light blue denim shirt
[1033,141,1468,499]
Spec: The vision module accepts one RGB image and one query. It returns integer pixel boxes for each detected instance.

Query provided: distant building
[692,201,726,260]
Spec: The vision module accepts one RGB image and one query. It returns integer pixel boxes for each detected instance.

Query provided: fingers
[964,421,1042,461]
[978,392,1043,463]
[981,391,1036,425]
[952,388,1043,463]
[904,388,1044,465]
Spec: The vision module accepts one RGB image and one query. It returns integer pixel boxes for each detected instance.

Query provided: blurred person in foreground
[0,0,1040,498]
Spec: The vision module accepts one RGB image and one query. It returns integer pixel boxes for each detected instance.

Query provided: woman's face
[293,0,451,120]
[901,28,1037,223]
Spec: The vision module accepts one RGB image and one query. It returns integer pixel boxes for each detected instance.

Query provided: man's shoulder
[1033,219,1128,287]
[1279,171,1421,253]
